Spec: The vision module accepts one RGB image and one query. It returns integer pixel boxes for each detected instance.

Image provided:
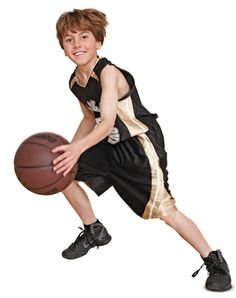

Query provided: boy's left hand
[51,142,81,176]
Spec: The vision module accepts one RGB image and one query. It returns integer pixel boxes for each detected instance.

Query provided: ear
[96,41,102,50]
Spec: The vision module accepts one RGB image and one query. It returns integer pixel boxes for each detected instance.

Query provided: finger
[53,159,67,172]
[63,160,76,176]
[53,156,74,173]
[53,151,70,166]
[63,164,74,177]
[55,162,73,175]
[51,145,67,153]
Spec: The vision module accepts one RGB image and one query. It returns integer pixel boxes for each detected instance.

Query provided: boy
[52,9,231,291]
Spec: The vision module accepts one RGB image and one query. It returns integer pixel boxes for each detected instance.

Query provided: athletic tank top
[69,57,158,144]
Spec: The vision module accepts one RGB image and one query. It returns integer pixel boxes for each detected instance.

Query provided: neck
[76,56,99,79]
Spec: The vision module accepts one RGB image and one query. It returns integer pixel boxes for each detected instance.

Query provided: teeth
[75,52,84,56]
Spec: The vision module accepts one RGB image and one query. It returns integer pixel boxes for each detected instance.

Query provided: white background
[0,0,235,297]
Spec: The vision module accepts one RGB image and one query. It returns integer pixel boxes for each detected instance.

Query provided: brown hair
[56,8,108,49]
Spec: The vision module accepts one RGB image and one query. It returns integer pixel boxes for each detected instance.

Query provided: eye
[65,37,72,43]
[81,35,89,39]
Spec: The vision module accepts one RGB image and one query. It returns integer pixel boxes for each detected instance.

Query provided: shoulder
[100,65,119,91]
[99,60,120,86]
[97,58,133,93]
[101,64,118,78]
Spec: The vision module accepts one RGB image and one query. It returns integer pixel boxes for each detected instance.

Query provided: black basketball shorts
[74,122,177,219]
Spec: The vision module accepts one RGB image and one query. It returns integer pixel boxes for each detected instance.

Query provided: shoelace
[72,227,86,245]
[192,251,226,277]
[192,263,205,277]
[72,227,99,248]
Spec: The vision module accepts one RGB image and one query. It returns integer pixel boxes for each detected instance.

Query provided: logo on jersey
[87,100,120,144]
[86,100,100,112]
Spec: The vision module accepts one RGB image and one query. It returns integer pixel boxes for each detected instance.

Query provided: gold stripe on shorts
[117,96,148,136]
[136,133,177,219]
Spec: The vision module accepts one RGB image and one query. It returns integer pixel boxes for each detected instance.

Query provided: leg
[161,210,232,291]
[160,210,212,257]
[62,181,97,225]
[61,181,112,259]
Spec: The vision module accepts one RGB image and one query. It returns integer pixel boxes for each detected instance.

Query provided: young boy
[52,8,231,291]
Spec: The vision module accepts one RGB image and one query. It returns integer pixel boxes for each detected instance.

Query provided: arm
[77,65,119,152]
[71,102,96,142]
[52,65,119,176]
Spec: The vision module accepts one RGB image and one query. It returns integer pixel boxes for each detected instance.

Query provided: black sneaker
[62,222,112,260]
[192,250,232,291]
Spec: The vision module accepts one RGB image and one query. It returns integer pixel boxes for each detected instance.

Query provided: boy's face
[62,30,102,66]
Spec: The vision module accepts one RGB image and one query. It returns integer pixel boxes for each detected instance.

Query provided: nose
[74,37,81,48]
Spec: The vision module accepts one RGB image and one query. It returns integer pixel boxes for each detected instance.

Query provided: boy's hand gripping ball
[14,132,78,195]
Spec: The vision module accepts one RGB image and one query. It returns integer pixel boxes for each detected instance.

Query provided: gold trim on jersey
[70,76,77,90]
[90,71,99,81]
[117,96,148,136]
[136,133,177,219]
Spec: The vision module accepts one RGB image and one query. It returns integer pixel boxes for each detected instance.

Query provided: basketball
[14,132,78,195]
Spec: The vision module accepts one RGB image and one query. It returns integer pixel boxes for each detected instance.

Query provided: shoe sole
[206,284,232,292]
[62,235,112,260]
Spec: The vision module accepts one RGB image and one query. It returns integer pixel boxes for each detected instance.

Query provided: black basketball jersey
[69,57,158,144]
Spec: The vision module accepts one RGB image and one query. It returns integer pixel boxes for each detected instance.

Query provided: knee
[159,214,170,225]
[159,210,179,226]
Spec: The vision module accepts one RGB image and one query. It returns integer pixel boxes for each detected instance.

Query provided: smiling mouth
[74,52,85,56]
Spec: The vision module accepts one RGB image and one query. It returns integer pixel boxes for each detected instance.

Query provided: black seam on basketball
[14,165,54,169]
[21,142,57,149]
[30,172,73,191]
[22,135,68,148]
[55,135,69,144]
